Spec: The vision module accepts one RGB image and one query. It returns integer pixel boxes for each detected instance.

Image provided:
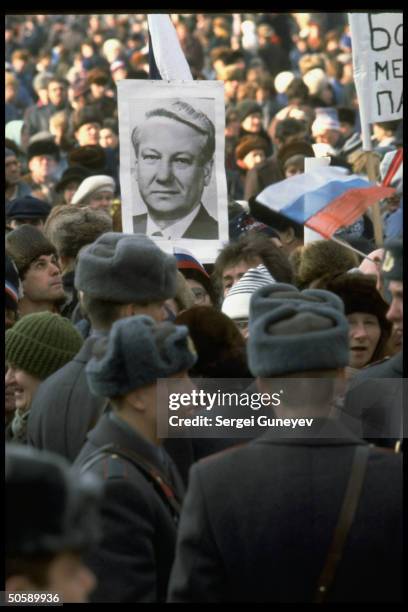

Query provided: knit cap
[6,312,83,380]
[71,175,115,206]
[311,109,341,136]
[6,225,57,276]
[303,68,330,96]
[222,264,275,320]
[86,315,197,398]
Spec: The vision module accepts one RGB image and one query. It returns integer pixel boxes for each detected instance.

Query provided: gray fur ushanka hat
[86,315,197,398]
[248,283,349,377]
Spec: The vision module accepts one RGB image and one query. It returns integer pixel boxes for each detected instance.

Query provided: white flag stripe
[147,14,193,81]
[256,166,367,212]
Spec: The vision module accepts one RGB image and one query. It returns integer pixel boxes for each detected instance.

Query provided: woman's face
[86,190,114,212]
[347,312,381,369]
[186,278,212,306]
[5,367,40,413]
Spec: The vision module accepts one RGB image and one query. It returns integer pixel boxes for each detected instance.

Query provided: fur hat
[86,315,196,398]
[236,100,262,123]
[55,165,93,193]
[75,232,178,303]
[277,141,315,167]
[175,306,250,378]
[324,272,391,328]
[68,145,107,171]
[248,283,349,376]
[72,107,103,132]
[291,240,359,289]
[71,175,115,206]
[44,205,113,259]
[87,68,109,85]
[6,196,52,220]
[27,138,60,162]
[222,264,275,320]
[6,312,83,380]
[235,135,269,161]
[6,225,57,277]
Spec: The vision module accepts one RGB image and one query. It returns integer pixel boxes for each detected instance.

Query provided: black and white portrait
[118,81,228,262]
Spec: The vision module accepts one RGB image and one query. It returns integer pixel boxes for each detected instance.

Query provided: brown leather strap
[314,444,370,603]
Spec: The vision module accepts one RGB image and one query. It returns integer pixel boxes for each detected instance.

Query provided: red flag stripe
[382,148,403,187]
[306,186,395,238]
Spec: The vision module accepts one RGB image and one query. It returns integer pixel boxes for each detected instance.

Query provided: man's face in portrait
[135,116,213,220]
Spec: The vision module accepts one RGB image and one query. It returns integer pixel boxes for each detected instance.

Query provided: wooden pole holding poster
[348,11,403,248]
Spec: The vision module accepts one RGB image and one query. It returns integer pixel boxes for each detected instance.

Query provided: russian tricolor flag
[148,14,193,80]
[256,166,395,239]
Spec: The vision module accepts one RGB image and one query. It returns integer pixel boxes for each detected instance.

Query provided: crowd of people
[5,12,403,604]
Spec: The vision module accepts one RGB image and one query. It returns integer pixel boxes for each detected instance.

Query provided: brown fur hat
[44,205,113,260]
[291,240,359,289]
[175,306,251,378]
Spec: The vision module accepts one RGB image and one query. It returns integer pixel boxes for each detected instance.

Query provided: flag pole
[330,235,376,263]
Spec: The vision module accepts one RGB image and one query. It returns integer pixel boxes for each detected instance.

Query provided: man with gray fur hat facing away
[27,232,179,464]
[168,283,402,603]
[74,315,197,603]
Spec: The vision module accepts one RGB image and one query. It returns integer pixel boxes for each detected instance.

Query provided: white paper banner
[349,12,403,139]
[117,80,229,263]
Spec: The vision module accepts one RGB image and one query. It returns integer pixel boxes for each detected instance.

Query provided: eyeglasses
[234,318,248,331]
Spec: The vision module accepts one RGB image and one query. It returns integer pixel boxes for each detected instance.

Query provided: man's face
[48,82,67,107]
[75,122,100,146]
[241,112,262,134]
[5,155,21,185]
[315,129,341,147]
[347,312,381,369]
[5,367,40,413]
[222,258,261,297]
[386,280,403,349]
[100,128,118,149]
[9,218,46,232]
[63,181,81,205]
[136,116,213,221]
[23,254,65,304]
[28,155,58,184]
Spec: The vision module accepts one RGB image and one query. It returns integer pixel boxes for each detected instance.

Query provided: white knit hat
[311,113,341,137]
[71,175,115,206]
[274,71,295,94]
[303,68,330,96]
[222,264,275,320]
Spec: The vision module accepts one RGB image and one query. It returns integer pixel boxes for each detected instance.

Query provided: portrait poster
[117,80,229,263]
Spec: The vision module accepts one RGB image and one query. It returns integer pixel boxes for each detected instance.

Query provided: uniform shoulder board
[101,453,129,480]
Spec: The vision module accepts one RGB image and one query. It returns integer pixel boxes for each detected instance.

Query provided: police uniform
[74,411,185,603]
[168,419,402,603]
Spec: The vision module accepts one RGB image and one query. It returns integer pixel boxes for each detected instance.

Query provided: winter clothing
[86,316,197,399]
[222,264,275,320]
[6,312,83,380]
[71,175,115,205]
[248,283,348,376]
[74,232,178,303]
[5,224,57,276]
[6,195,52,220]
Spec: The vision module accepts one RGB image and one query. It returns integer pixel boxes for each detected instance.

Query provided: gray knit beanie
[248,283,349,377]
[75,232,178,303]
[86,315,197,398]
